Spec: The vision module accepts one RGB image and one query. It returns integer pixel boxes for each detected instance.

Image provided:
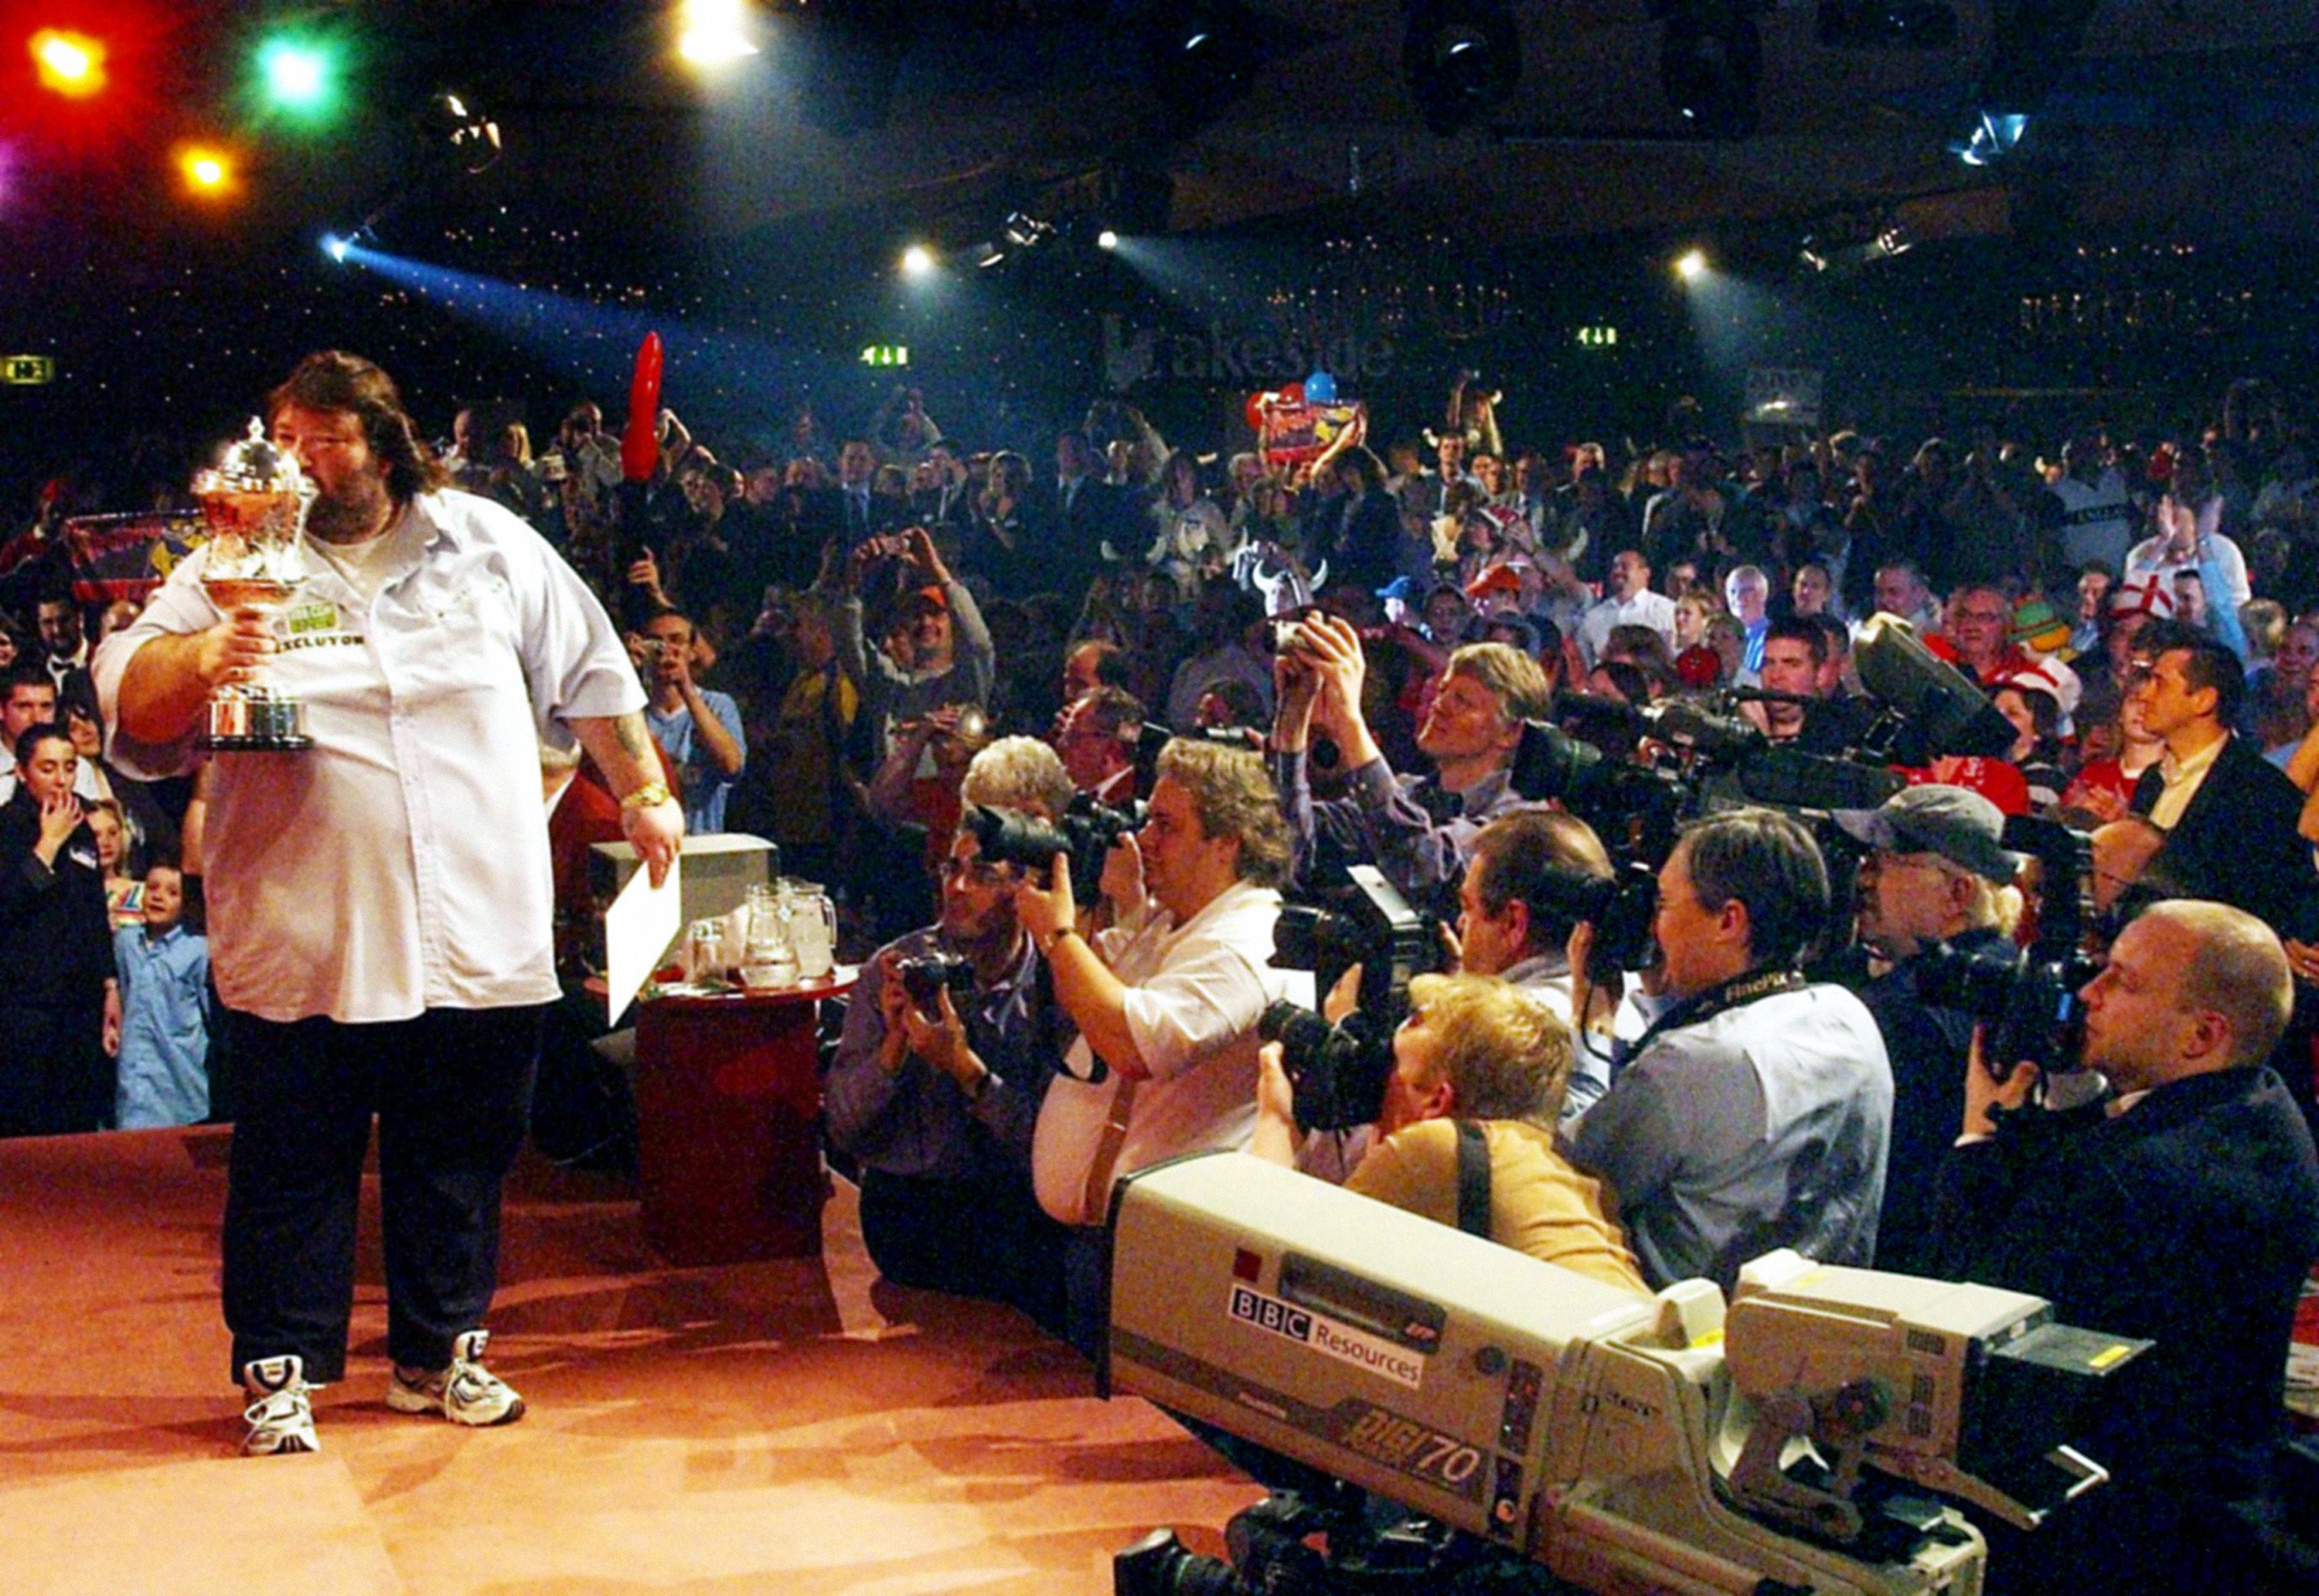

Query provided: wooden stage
[0,1127,1259,1594]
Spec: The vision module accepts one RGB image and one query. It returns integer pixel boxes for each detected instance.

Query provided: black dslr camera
[1912,815,2102,1079]
[962,793,1149,903]
[1262,866,1448,1131]
[895,951,975,1016]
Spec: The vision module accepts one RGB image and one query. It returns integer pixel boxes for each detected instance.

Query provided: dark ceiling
[5,0,2318,264]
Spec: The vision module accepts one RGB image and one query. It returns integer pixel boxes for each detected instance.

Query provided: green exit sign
[1575,327,1618,348]
[860,345,909,367]
[1,355,55,385]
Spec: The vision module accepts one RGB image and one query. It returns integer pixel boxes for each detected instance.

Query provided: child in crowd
[111,863,212,1131]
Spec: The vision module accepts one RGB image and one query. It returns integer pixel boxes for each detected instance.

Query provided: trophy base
[202,691,311,753]
[197,731,315,754]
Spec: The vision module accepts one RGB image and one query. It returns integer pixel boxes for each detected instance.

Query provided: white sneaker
[385,1329,526,1427]
[240,1355,318,1456]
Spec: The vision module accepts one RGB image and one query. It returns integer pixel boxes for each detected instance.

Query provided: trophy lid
[196,418,309,499]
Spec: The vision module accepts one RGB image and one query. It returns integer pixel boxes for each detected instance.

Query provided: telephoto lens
[1110,1528,1244,1596]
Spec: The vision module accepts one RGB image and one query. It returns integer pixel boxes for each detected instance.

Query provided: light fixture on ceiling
[1401,0,1521,137]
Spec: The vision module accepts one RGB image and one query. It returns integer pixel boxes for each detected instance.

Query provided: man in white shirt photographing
[1014,737,1294,1353]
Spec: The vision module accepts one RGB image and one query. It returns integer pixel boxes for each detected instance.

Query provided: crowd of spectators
[3,361,2317,1580]
[4,373,2319,1128]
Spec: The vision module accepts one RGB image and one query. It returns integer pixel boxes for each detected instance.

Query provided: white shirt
[2049,469,2135,575]
[2149,731,2227,832]
[1031,879,1296,1224]
[1578,588,1678,665]
[94,489,645,1024]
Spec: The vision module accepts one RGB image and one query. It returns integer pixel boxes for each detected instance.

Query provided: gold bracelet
[620,781,672,812]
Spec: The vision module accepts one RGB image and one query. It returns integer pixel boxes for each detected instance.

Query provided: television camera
[1106,1155,2145,1596]
[1503,614,2024,979]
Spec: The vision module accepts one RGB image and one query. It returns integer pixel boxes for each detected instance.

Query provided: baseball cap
[1833,784,2026,883]
[904,584,948,614]
[1465,563,1524,599]
[1375,575,1425,603]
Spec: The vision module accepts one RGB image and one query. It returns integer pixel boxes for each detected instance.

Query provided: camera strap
[1453,1121,1491,1240]
[1626,966,1810,1061]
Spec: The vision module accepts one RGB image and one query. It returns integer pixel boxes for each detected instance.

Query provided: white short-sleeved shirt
[1032,880,1293,1223]
[92,489,645,1024]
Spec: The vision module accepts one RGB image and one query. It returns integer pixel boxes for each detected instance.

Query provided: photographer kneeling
[822,739,1076,1329]
[1018,739,1296,1354]
[1271,616,1548,905]
[1566,808,1892,1294]
[1930,900,2319,1595]
[1248,973,1644,1292]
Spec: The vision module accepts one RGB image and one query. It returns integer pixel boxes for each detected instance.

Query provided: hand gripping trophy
[192,419,314,751]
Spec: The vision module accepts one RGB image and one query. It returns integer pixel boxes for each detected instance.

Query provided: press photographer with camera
[821,744,1080,1326]
[1566,808,1892,1293]
[1831,784,2024,1278]
[1246,972,1644,1290]
[833,525,994,766]
[1016,738,1296,1350]
[1929,900,2319,1595]
[1455,810,1623,1123]
[1269,616,1550,907]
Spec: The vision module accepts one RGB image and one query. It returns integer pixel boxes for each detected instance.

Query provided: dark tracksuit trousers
[220,1004,544,1383]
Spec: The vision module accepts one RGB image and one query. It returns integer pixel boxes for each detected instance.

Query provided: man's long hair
[267,351,450,503]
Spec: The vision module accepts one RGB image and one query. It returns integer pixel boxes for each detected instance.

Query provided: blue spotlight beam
[332,241,846,419]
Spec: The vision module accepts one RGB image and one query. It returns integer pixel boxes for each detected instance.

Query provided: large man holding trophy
[94,352,683,1456]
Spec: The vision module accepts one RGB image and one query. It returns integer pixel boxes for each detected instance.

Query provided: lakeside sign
[1102,314,1394,393]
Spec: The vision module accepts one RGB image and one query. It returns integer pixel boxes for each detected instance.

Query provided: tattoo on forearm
[615,711,652,761]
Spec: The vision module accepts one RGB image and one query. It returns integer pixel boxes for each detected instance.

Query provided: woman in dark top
[0,727,118,1135]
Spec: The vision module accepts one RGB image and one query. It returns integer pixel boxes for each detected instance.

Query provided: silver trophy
[192,420,314,751]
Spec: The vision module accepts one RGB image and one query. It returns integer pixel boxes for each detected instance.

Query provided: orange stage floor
[0,1127,1260,1595]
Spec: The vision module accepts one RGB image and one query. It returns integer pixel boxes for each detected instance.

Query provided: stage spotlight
[1950,110,2027,165]
[1098,229,1120,250]
[900,244,935,277]
[678,0,760,65]
[972,240,1007,270]
[430,92,503,175]
[1674,248,1709,281]
[29,28,105,97]
[1657,0,1764,141]
[322,234,352,263]
[1003,211,1056,251]
[1402,0,1522,137]
[179,146,232,195]
[1145,1,1262,128]
[257,36,337,114]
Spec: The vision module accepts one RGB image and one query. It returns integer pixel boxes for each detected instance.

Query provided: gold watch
[621,781,673,812]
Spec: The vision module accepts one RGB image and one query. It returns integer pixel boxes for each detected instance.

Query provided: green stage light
[257,36,337,115]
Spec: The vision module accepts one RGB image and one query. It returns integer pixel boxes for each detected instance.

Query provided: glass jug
[782,881,837,980]
[740,883,799,991]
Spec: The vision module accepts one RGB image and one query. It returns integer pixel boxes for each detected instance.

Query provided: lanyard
[1625,965,1810,1063]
